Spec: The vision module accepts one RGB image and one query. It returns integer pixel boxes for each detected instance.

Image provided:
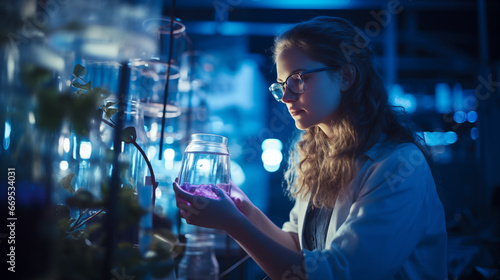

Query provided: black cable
[158,0,177,160]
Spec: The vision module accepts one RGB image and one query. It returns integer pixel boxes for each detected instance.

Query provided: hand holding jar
[174,133,246,230]
[173,178,243,231]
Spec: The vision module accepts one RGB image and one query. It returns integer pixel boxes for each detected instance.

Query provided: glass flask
[177,233,219,280]
[100,100,151,246]
[178,134,231,197]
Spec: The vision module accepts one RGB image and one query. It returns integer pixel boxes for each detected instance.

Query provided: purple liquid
[180,182,230,199]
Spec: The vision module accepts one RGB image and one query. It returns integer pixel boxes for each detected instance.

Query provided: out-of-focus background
[1,0,499,279]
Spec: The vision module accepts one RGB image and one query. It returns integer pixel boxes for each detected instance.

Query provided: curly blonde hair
[276,16,422,209]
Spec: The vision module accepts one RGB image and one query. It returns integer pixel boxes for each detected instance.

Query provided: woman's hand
[173,179,245,231]
[228,182,256,219]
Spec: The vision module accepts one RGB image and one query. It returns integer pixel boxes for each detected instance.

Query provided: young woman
[173,16,447,279]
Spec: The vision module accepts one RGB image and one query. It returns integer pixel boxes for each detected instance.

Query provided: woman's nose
[281,87,298,103]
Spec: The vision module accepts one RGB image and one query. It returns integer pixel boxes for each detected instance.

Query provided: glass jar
[178,134,231,198]
[177,233,219,280]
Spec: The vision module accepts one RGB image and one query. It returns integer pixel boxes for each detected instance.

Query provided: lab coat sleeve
[282,198,300,234]
[302,145,440,280]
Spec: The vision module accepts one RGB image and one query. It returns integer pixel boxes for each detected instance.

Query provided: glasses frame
[268,66,337,102]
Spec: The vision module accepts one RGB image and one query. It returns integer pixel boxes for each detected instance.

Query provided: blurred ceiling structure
[175,0,477,10]
[172,0,499,90]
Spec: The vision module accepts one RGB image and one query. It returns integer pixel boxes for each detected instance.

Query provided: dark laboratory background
[0,0,500,279]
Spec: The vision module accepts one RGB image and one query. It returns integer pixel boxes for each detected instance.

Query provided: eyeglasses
[268,66,337,102]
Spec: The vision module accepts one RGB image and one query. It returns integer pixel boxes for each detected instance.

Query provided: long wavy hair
[276,16,424,209]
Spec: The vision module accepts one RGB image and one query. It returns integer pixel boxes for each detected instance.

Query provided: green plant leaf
[127,177,135,189]
[121,126,137,143]
[21,64,52,91]
[85,223,101,236]
[35,88,65,131]
[73,64,86,77]
[60,173,76,193]
[104,100,117,108]
[70,92,99,136]
[69,229,87,240]
[104,107,117,119]
[116,187,148,229]
[66,188,103,209]
[75,89,86,96]
[71,81,91,92]
[115,242,142,267]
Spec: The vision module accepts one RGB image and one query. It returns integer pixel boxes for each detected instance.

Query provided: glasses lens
[269,83,284,102]
[287,74,304,94]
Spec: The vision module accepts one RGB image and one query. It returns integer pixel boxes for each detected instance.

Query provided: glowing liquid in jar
[178,151,231,195]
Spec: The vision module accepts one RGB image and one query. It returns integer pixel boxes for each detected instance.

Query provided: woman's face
[276,46,342,136]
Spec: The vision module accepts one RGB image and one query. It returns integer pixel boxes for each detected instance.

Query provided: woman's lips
[289,109,304,116]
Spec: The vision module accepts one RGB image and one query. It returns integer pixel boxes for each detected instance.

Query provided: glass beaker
[128,59,181,119]
[178,134,231,198]
[142,17,187,66]
[177,233,219,280]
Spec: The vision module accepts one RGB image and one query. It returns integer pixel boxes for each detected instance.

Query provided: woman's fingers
[173,181,195,204]
[179,208,188,218]
[178,202,200,223]
[211,184,226,199]
[176,197,189,206]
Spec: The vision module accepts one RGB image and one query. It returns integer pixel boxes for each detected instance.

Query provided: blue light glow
[148,146,157,159]
[423,131,459,146]
[230,161,246,186]
[471,127,478,140]
[261,138,283,172]
[420,95,434,110]
[389,84,417,113]
[435,83,452,113]
[60,161,69,171]
[467,111,478,123]
[3,121,11,150]
[423,132,436,146]
[261,149,283,166]
[79,141,92,159]
[453,83,464,111]
[156,188,162,199]
[453,111,467,123]
[246,0,351,9]
[445,131,458,145]
[72,136,78,159]
[263,163,280,173]
[261,138,283,151]
[63,138,70,153]
[4,121,11,139]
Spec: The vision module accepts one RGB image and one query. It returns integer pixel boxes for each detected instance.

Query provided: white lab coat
[282,141,448,280]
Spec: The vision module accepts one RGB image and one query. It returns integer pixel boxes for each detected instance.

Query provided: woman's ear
[339,64,356,92]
